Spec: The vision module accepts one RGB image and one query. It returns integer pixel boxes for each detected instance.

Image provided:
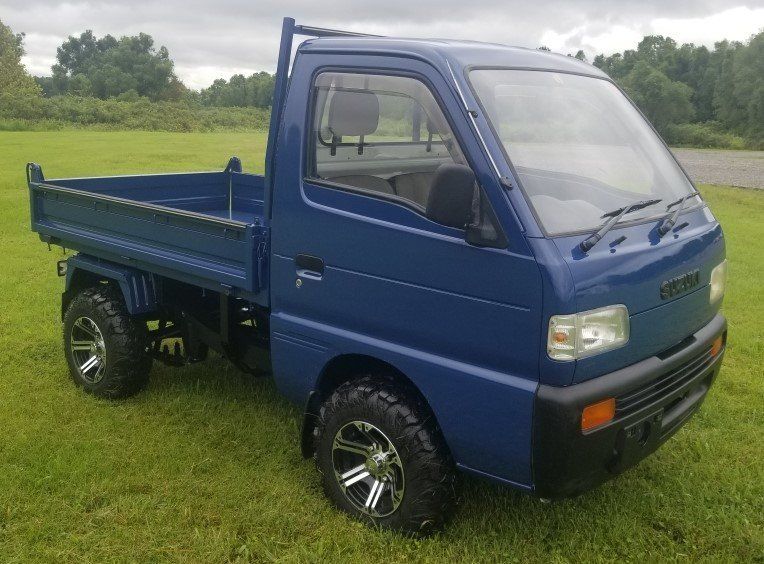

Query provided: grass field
[1,131,762,562]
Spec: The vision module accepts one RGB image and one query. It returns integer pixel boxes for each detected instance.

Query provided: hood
[551,205,725,383]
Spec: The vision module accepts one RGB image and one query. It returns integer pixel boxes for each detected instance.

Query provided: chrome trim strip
[445,59,502,179]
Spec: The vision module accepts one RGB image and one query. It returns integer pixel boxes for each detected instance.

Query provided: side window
[310,72,467,213]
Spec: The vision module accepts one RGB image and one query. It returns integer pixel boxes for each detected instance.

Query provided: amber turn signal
[710,335,724,357]
[581,397,616,431]
[552,331,568,344]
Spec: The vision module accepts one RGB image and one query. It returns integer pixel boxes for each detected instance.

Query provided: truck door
[269,55,542,486]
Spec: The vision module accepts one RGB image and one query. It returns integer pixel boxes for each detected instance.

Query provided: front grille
[615,346,714,418]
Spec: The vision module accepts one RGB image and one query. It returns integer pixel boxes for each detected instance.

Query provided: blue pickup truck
[27,18,728,534]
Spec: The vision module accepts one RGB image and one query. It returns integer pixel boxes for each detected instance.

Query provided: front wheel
[63,285,152,398]
[314,376,457,535]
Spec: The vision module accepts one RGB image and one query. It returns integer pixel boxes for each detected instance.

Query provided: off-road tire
[315,375,457,535]
[63,285,152,398]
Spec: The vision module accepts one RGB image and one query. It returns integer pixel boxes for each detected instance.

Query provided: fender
[62,254,159,317]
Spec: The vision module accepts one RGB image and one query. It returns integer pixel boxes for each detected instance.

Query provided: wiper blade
[657,191,699,237]
[600,198,663,218]
[580,198,662,253]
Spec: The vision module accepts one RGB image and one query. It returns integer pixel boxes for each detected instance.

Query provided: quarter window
[310,72,467,212]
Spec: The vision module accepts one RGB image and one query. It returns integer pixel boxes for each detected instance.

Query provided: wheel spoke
[93,361,106,382]
[387,453,403,473]
[71,340,93,351]
[390,475,404,505]
[371,480,386,511]
[391,488,402,506]
[378,434,395,454]
[339,464,365,480]
[334,436,371,457]
[353,421,378,447]
[365,479,383,510]
[339,464,370,488]
[80,356,99,373]
[74,319,99,339]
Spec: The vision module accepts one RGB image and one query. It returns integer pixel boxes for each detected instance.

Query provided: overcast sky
[3,1,763,90]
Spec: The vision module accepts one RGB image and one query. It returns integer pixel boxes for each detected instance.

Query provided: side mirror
[425,164,476,229]
[465,220,506,248]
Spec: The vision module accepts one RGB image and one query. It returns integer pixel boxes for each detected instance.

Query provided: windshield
[468,69,701,235]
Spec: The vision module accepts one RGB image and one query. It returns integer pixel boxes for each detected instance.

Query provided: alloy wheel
[70,316,107,384]
[331,420,405,517]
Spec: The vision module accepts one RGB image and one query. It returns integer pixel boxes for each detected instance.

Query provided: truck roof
[298,36,608,78]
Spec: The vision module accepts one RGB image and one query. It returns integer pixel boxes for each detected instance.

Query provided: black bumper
[533,313,727,499]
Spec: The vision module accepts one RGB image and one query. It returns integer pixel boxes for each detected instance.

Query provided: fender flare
[63,254,159,317]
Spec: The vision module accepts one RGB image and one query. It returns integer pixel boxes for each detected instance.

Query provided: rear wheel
[63,285,151,398]
[315,375,457,535]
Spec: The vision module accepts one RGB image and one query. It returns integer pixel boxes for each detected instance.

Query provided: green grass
[0,131,762,562]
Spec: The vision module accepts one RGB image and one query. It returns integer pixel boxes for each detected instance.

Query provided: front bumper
[533,313,727,498]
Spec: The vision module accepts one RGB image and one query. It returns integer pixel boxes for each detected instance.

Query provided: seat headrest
[328,90,380,137]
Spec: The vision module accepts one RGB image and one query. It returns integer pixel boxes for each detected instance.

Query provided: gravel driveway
[672,148,764,189]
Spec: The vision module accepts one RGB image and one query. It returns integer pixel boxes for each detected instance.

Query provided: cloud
[651,5,764,44]
[4,0,763,89]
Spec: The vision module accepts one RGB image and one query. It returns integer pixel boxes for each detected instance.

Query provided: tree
[593,48,641,80]
[713,40,744,130]
[635,35,677,70]
[723,31,764,141]
[49,30,185,101]
[199,71,275,108]
[0,19,41,96]
[567,49,588,62]
[622,61,694,133]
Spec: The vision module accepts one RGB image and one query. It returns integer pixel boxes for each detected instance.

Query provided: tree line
[592,33,764,147]
[0,20,270,132]
[1,18,761,146]
[30,27,275,109]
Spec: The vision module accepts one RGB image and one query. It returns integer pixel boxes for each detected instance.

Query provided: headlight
[710,259,728,304]
[548,305,629,361]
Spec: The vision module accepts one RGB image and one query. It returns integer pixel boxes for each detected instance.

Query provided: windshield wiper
[657,191,699,237]
[580,198,662,252]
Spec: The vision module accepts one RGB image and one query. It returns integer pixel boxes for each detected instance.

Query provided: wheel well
[299,353,442,458]
[61,270,109,320]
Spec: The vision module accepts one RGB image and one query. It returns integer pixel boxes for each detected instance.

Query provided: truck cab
[27,18,727,534]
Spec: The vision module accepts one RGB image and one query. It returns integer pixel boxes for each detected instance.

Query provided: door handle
[296,253,325,280]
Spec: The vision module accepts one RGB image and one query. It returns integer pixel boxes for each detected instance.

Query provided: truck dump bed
[27,159,267,297]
